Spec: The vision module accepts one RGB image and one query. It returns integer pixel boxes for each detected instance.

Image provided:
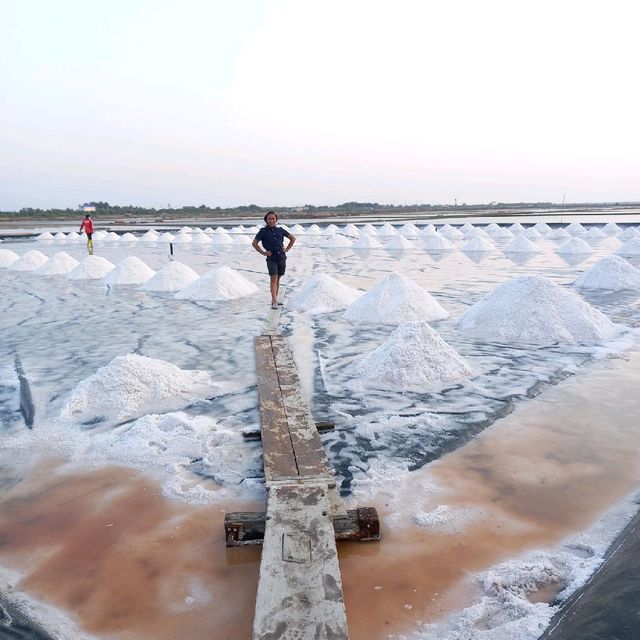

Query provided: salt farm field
[1,216,640,640]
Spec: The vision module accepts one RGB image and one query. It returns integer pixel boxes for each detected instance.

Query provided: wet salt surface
[1,223,640,638]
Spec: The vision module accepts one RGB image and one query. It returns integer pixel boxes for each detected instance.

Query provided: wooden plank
[270,336,335,479]
[254,336,298,481]
[253,483,349,640]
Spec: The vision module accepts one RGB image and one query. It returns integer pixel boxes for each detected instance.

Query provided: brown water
[1,352,639,639]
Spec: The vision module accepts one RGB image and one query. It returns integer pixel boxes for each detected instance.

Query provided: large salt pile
[503,234,542,253]
[59,354,218,425]
[508,222,525,234]
[565,222,586,236]
[141,261,199,292]
[342,223,360,237]
[8,249,50,271]
[175,266,259,301]
[603,222,620,235]
[458,275,619,344]
[102,256,156,286]
[37,231,55,241]
[423,234,455,251]
[534,222,552,235]
[399,223,421,238]
[379,223,399,236]
[524,227,543,240]
[616,237,640,256]
[37,251,80,275]
[582,227,607,239]
[0,249,20,268]
[351,321,471,389]
[289,273,362,313]
[556,237,593,254]
[344,272,448,324]
[353,234,383,249]
[486,226,513,239]
[439,224,463,239]
[618,227,640,241]
[209,231,233,245]
[385,235,415,250]
[548,227,571,240]
[462,236,495,252]
[68,256,116,280]
[574,255,640,290]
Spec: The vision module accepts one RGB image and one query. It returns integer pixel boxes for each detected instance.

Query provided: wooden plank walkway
[225,311,379,639]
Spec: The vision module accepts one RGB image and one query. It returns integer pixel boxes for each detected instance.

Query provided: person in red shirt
[79,214,94,252]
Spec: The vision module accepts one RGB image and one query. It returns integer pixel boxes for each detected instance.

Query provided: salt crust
[8,250,49,271]
[0,248,20,267]
[344,271,449,324]
[289,273,362,314]
[140,261,199,292]
[574,255,640,290]
[616,237,640,256]
[102,256,156,286]
[503,234,542,253]
[458,275,619,344]
[556,237,593,254]
[36,252,79,275]
[68,256,115,280]
[59,354,218,425]
[351,321,471,388]
[175,265,259,301]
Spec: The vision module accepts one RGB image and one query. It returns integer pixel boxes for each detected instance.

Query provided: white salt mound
[344,272,449,324]
[0,249,20,268]
[503,234,542,253]
[574,255,640,291]
[352,322,471,388]
[617,238,640,256]
[8,250,50,271]
[583,227,606,239]
[548,227,571,240]
[556,237,593,254]
[329,234,353,247]
[37,231,55,241]
[37,251,80,275]
[463,236,495,252]
[385,235,414,250]
[508,223,525,233]
[486,226,514,239]
[423,234,455,251]
[141,261,199,292]
[603,222,620,235]
[458,275,619,344]
[59,354,217,425]
[68,256,116,280]
[102,256,156,286]
[353,234,383,249]
[289,274,362,314]
[565,222,586,236]
[175,266,258,301]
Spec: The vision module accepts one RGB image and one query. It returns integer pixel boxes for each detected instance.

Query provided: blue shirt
[254,225,291,259]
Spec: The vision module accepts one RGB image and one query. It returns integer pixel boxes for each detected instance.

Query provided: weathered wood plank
[253,483,349,640]
[225,508,381,547]
[254,336,298,481]
[270,336,335,479]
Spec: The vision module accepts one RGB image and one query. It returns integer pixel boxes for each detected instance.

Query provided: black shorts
[267,256,286,276]
[86,233,93,240]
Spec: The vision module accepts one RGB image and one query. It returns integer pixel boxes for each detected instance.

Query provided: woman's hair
[263,211,278,223]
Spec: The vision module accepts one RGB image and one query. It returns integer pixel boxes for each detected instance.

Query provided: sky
[1,0,639,210]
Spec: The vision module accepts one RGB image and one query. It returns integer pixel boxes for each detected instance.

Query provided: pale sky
[1,0,639,210]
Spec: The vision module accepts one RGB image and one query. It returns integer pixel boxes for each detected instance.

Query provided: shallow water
[1,220,640,638]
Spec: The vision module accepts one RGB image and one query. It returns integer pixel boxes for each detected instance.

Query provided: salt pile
[462,236,495,252]
[289,273,362,313]
[508,222,525,234]
[67,255,116,280]
[307,224,322,235]
[158,232,175,242]
[379,223,398,236]
[422,224,437,235]
[583,227,607,239]
[534,222,552,234]
[175,266,259,301]
[37,231,54,241]
[209,232,233,245]
[8,249,50,271]
[141,229,159,241]
[191,233,212,244]
[385,235,414,250]
[458,275,619,344]
[486,226,513,239]
[65,232,81,243]
[616,237,640,256]
[53,232,67,241]
[59,354,218,426]
[439,224,463,239]
[565,222,586,236]
[173,232,192,244]
[344,272,449,324]
[351,321,470,388]
[399,223,420,237]
[460,223,476,237]
[603,222,621,235]
[326,224,339,234]
[353,234,383,249]
[361,224,378,235]
[574,255,640,290]
[37,251,80,275]
[342,224,360,237]
[524,227,543,240]
[548,227,571,240]
[556,237,593,254]
[0,249,20,268]
[423,234,455,251]
[141,261,199,292]
[618,227,639,241]
[102,256,156,286]
[503,234,542,253]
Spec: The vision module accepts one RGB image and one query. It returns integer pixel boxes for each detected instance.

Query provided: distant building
[82,205,96,212]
